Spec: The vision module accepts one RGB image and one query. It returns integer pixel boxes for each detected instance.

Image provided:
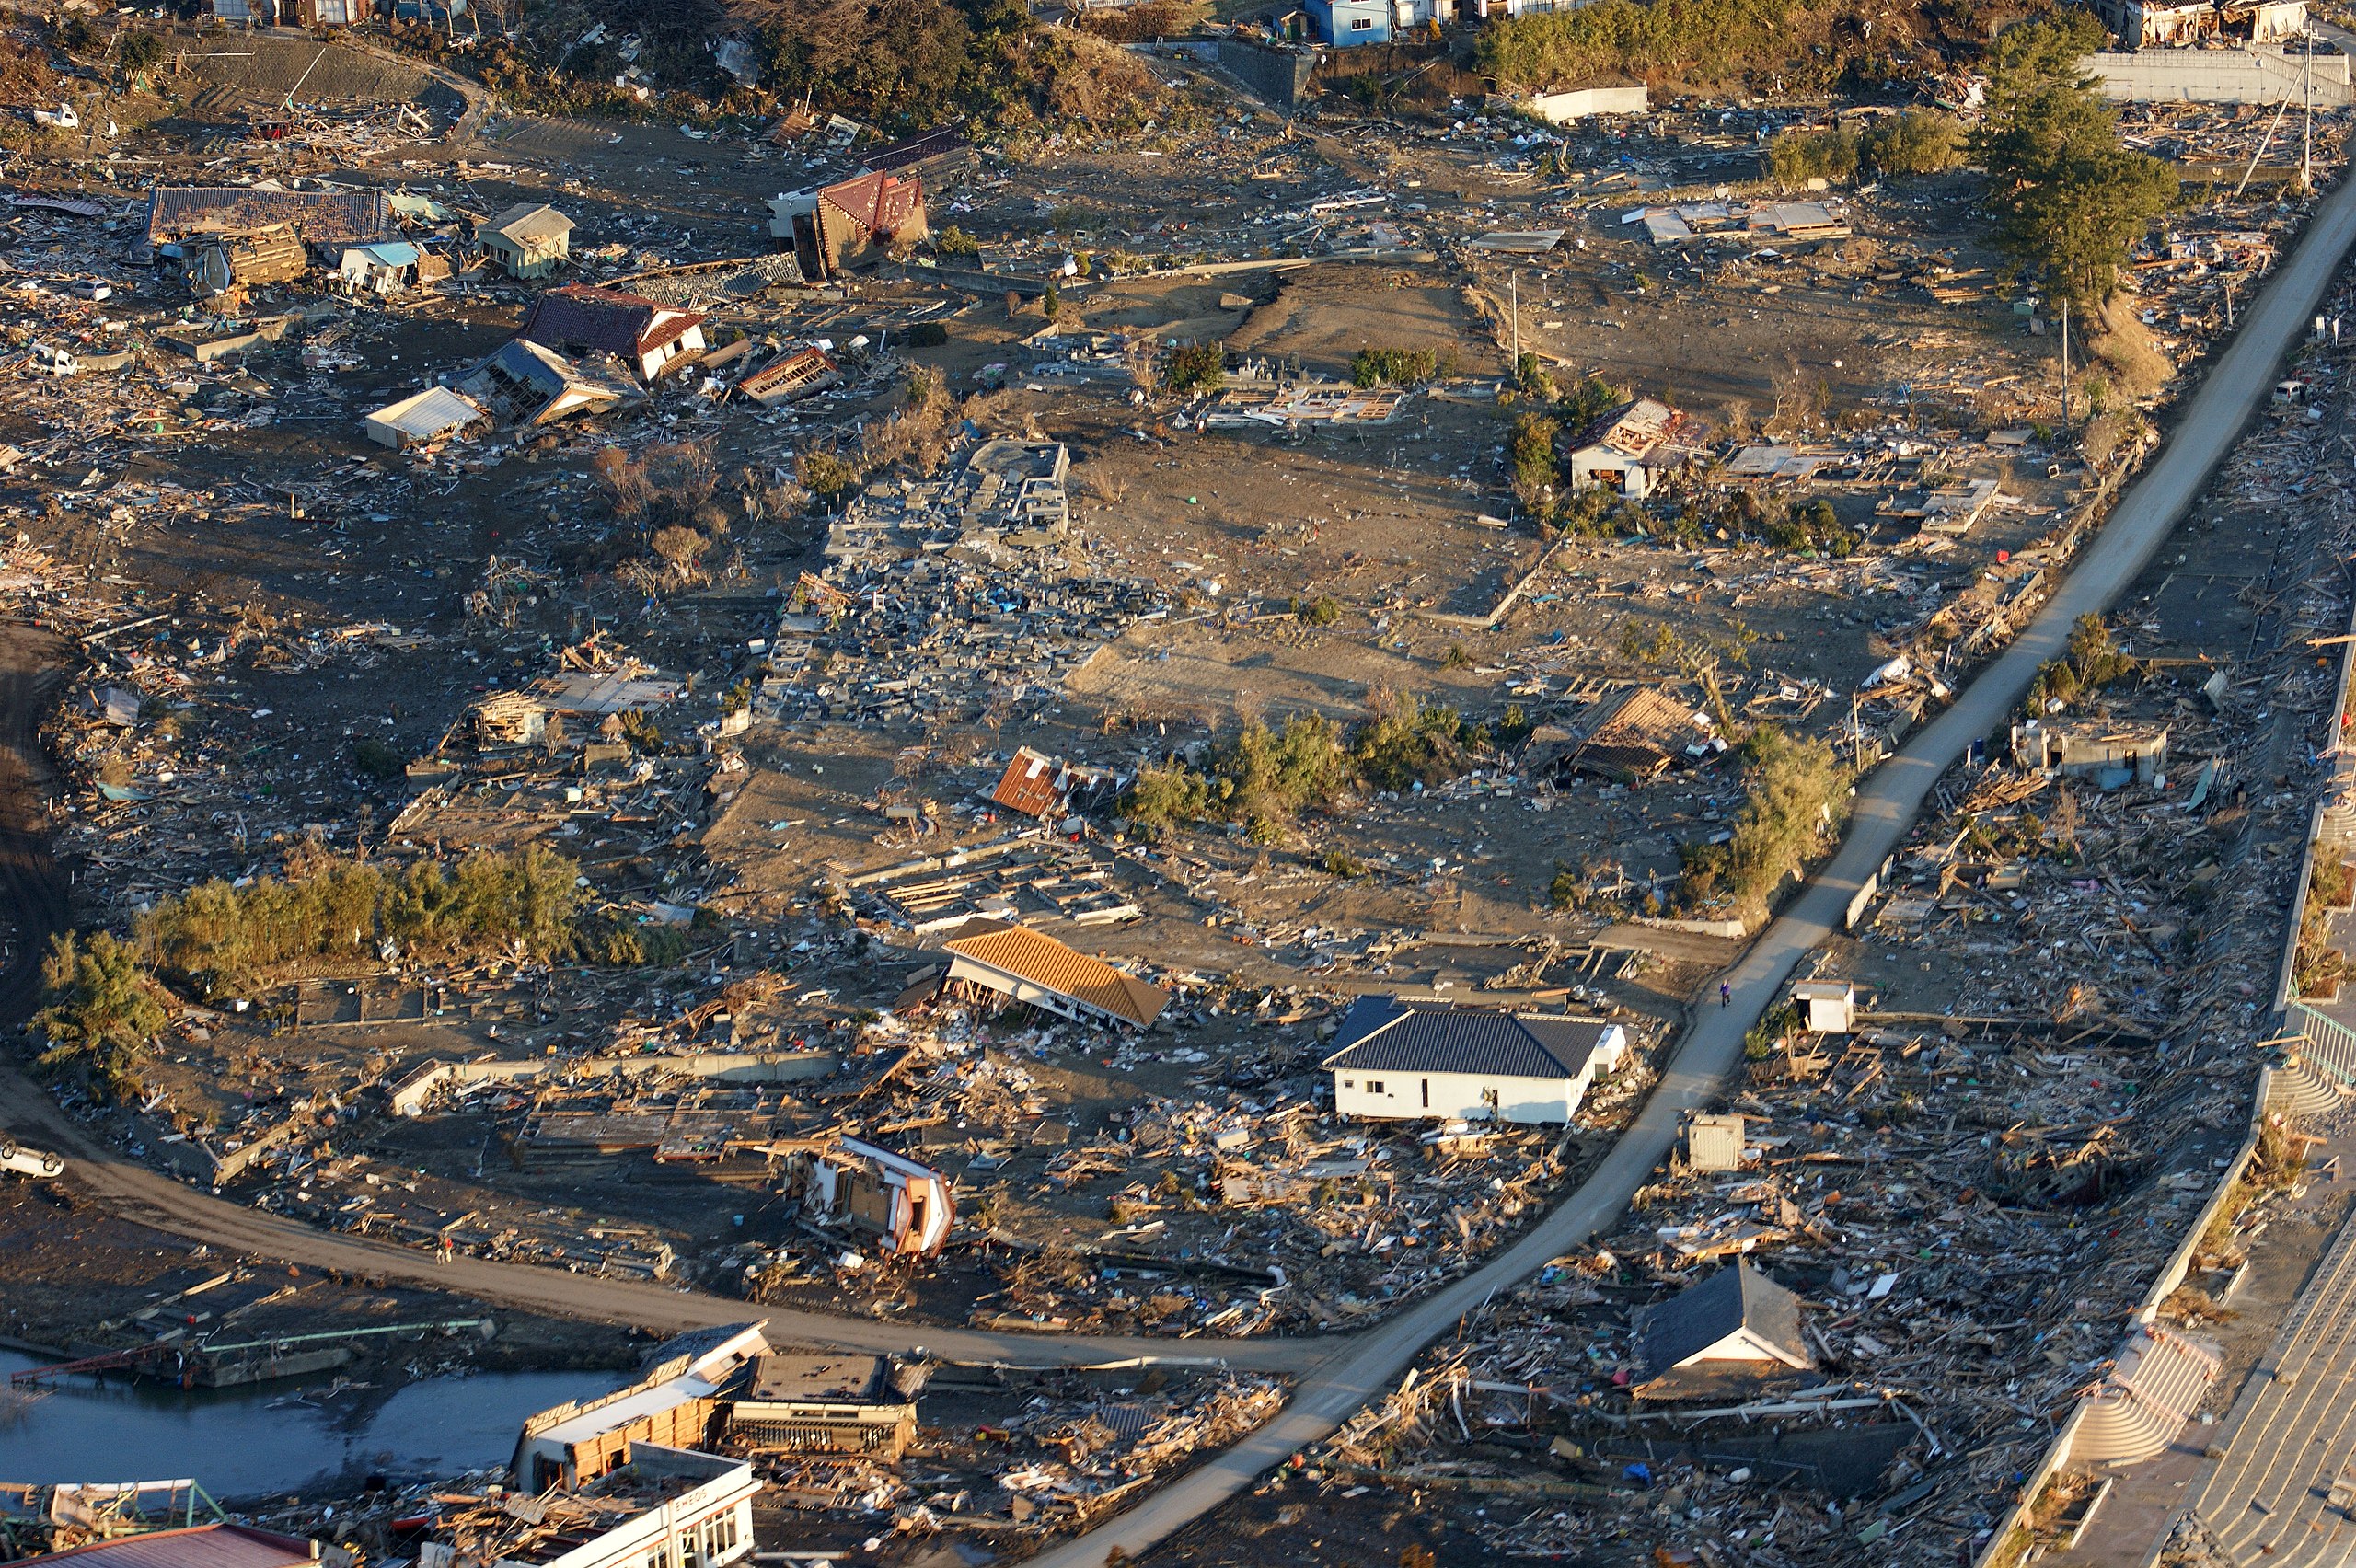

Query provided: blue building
[1306,0,1392,45]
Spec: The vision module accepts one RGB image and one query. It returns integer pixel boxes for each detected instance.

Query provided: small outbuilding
[1323,997,1627,1124]
[363,386,487,450]
[2012,719,2169,787]
[1791,978,1855,1033]
[1633,1262,1815,1401]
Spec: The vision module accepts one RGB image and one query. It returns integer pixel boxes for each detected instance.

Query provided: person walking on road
[1720,982,1731,1009]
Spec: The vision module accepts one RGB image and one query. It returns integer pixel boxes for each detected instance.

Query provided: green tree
[32,931,167,1101]
[1558,375,1624,428]
[1976,13,2177,304]
[1161,340,1225,394]
[1507,411,1561,518]
[1862,109,1963,177]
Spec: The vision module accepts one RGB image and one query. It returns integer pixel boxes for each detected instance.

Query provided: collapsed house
[735,345,841,407]
[519,286,709,385]
[916,919,1168,1029]
[457,338,644,428]
[768,170,928,281]
[988,745,1120,821]
[331,240,445,296]
[2012,719,2170,785]
[789,1136,955,1257]
[1322,997,1627,1124]
[1632,1261,1816,1401]
[1565,398,1707,500]
[1553,686,1721,783]
[512,1325,919,1493]
[24,1525,332,1568]
[137,186,397,294]
[2090,0,2305,44]
[479,202,575,280]
[435,1446,758,1568]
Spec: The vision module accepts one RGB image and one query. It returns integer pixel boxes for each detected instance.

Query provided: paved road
[3,166,2353,1564]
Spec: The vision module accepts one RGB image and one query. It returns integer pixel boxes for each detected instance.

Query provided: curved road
[4,168,2355,1563]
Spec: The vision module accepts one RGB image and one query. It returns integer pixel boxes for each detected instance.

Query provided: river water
[0,1350,619,1501]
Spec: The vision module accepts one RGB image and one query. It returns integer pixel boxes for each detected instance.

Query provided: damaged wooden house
[787,1136,955,1259]
[768,169,929,282]
[1535,686,1721,784]
[137,185,398,298]
[988,745,1121,823]
[904,919,1168,1030]
[519,286,709,385]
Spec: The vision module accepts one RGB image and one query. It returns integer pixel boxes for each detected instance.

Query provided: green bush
[570,916,695,967]
[1675,728,1848,918]
[931,225,981,258]
[351,737,409,781]
[1295,594,1344,627]
[1350,693,1469,793]
[1862,110,1962,177]
[2026,614,2139,713]
[1761,497,1859,557]
[1508,411,1562,518]
[1319,848,1369,879]
[1557,375,1624,430]
[1476,0,1799,89]
[1765,124,1858,186]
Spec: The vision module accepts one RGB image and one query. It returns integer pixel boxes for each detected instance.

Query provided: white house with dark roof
[1633,1261,1814,1401]
[1322,997,1626,1124]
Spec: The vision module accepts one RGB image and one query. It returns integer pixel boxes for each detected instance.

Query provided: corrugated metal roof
[1321,997,1619,1079]
[37,1524,318,1568]
[364,386,485,442]
[941,922,1166,1028]
[992,747,1065,816]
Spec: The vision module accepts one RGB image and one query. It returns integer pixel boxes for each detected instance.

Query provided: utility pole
[1510,269,1519,369]
[2305,23,2315,190]
[2060,297,2071,426]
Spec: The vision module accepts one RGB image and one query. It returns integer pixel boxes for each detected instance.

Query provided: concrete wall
[1217,38,1321,106]
[2084,48,2353,106]
[388,1050,836,1117]
[1527,85,1651,122]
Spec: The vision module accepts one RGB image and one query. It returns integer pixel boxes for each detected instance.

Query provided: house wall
[1568,445,1657,500]
[532,1451,757,1568]
[1528,85,1650,122]
[1308,0,1392,45]
[488,235,566,280]
[1330,1067,1584,1124]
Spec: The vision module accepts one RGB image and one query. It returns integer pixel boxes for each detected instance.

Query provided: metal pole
[2305,24,2315,190]
[2060,297,2070,426]
[1510,269,1519,368]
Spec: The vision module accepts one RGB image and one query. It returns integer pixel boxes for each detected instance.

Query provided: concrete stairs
[2070,1327,2223,1465]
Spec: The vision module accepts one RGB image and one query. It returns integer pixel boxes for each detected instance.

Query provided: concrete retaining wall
[2084,48,2353,106]
[388,1049,836,1117]
[1217,39,1321,107]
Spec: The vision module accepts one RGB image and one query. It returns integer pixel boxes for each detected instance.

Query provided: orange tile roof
[941,922,1166,1028]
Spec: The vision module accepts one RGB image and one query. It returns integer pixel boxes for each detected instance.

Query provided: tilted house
[924,919,1167,1029]
[768,170,927,282]
[1323,997,1627,1124]
[519,285,708,385]
[791,1136,954,1257]
[141,185,395,294]
[1633,1262,1815,1401]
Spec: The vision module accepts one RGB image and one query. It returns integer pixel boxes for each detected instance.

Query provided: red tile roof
[818,171,924,238]
[942,922,1166,1028]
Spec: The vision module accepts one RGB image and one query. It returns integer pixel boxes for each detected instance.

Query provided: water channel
[0,1350,620,1501]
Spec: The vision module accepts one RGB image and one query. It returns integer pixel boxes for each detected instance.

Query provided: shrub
[1861,109,1962,177]
[1319,848,1369,879]
[351,737,408,781]
[1765,124,1858,185]
[1295,594,1344,627]
[1760,497,1859,557]
[1557,375,1624,429]
[931,225,981,258]
[1675,727,1848,918]
[797,446,860,502]
[2026,614,2139,713]
[1351,690,1469,792]
[1508,411,1562,517]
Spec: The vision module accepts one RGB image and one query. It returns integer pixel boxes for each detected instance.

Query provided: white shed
[363,386,486,451]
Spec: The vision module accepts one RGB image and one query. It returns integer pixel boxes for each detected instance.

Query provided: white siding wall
[1331,1068,1578,1124]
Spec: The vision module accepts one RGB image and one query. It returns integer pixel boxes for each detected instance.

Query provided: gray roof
[1639,1262,1809,1378]
[1321,996,1617,1079]
[485,202,573,240]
